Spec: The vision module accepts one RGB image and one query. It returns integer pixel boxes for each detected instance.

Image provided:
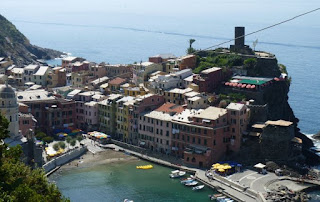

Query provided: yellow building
[163,87,193,105]
[123,84,149,97]
[115,96,135,142]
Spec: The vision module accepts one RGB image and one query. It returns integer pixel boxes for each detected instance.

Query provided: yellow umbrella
[218,168,225,172]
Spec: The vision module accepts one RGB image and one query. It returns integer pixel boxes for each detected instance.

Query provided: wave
[13,20,320,50]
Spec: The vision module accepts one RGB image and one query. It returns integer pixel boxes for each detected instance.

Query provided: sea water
[49,159,214,202]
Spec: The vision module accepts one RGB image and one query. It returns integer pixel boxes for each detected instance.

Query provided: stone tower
[0,83,20,140]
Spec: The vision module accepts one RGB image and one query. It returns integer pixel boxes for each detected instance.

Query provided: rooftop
[155,103,184,114]
[67,89,82,98]
[144,110,174,121]
[109,77,126,85]
[34,66,49,76]
[24,64,39,70]
[172,109,203,123]
[78,91,101,97]
[193,107,227,120]
[62,56,77,62]
[168,88,193,94]
[184,91,200,98]
[16,90,55,102]
[116,96,135,103]
[184,75,194,82]
[91,76,109,85]
[201,67,221,74]
[226,103,245,111]
[11,68,24,74]
[265,120,293,127]
[84,101,97,107]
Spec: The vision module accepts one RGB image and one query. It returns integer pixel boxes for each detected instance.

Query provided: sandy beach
[60,149,139,170]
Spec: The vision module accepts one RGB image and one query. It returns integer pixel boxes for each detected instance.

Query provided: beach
[60,149,139,170]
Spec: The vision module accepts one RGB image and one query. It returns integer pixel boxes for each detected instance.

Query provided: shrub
[59,141,66,149]
[70,139,76,147]
[53,143,60,151]
[42,136,54,143]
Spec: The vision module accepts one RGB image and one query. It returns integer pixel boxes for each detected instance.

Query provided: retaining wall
[43,146,87,173]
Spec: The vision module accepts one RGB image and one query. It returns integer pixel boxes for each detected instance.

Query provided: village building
[192,67,223,93]
[132,62,163,85]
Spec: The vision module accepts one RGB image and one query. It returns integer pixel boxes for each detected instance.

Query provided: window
[166,131,169,136]
[232,128,235,133]
[187,136,190,142]
[192,137,195,143]
[204,129,207,134]
[198,138,201,144]
[213,140,216,145]
[204,139,207,145]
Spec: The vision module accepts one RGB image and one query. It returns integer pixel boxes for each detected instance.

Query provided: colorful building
[98,94,123,136]
[115,96,135,142]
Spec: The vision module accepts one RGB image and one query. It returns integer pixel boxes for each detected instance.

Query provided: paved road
[228,169,278,193]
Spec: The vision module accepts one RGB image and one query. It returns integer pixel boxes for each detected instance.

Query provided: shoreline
[58,149,139,171]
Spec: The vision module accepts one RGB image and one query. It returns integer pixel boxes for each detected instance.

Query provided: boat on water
[136,165,153,169]
[209,194,233,201]
[180,178,194,184]
[169,170,186,178]
[123,199,134,202]
[192,185,205,191]
[185,181,198,186]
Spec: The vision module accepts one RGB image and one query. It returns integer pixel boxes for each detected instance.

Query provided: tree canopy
[0,113,69,202]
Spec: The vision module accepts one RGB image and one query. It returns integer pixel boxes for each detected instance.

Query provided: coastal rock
[0,15,63,67]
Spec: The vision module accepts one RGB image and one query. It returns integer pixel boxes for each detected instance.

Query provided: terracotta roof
[265,120,293,127]
[108,77,126,85]
[155,103,184,114]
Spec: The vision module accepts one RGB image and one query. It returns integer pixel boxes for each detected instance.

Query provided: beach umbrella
[246,84,252,88]
[251,85,256,89]
[59,134,64,138]
[218,168,225,172]
[237,83,242,87]
[241,84,246,88]
[225,82,230,86]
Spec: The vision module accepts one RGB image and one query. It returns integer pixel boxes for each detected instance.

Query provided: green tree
[35,132,46,140]
[76,135,83,143]
[42,136,54,143]
[59,141,66,150]
[53,143,60,151]
[243,58,257,69]
[0,113,69,201]
[66,136,72,144]
[187,39,196,54]
[70,139,76,147]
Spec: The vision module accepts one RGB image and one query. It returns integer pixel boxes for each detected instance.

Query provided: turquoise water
[49,159,214,202]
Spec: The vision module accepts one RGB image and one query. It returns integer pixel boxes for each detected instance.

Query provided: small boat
[180,178,194,184]
[123,199,133,202]
[136,165,153,169]
[169,170,186,178]
[192,185,204,191]
[185,181,198,186]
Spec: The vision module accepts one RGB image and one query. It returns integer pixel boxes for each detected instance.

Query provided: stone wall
[42,146,87,173]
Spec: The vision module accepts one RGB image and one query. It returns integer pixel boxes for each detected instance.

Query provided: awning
[254,163,266,169]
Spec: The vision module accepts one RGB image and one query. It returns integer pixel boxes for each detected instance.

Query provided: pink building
[226,103,249,152]
[84,101,99,131]
[138,103,184,154]
[130,94,165,145]
[18,103,36,137]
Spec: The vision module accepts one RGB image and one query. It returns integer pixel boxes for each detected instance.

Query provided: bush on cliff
[0,113,69,201]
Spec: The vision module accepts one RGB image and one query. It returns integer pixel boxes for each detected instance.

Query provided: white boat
[185,181,198,186]
[169,170,186,178]
[180,177,193,183]
[123,199,133,202]
[192,185,205,190]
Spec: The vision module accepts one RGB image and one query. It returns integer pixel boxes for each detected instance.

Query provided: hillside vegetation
[0,14,62,66]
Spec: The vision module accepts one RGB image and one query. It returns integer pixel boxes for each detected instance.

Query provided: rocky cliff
[0,14,63,67]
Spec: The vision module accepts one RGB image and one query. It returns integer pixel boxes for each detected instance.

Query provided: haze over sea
[1,0,319,135]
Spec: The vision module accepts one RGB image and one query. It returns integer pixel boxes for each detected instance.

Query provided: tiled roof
[109,77,126,85]
[155,103,184,114]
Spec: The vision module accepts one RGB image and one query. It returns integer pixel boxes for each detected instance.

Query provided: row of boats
[169,170,205,191]
[136,165,153,169]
